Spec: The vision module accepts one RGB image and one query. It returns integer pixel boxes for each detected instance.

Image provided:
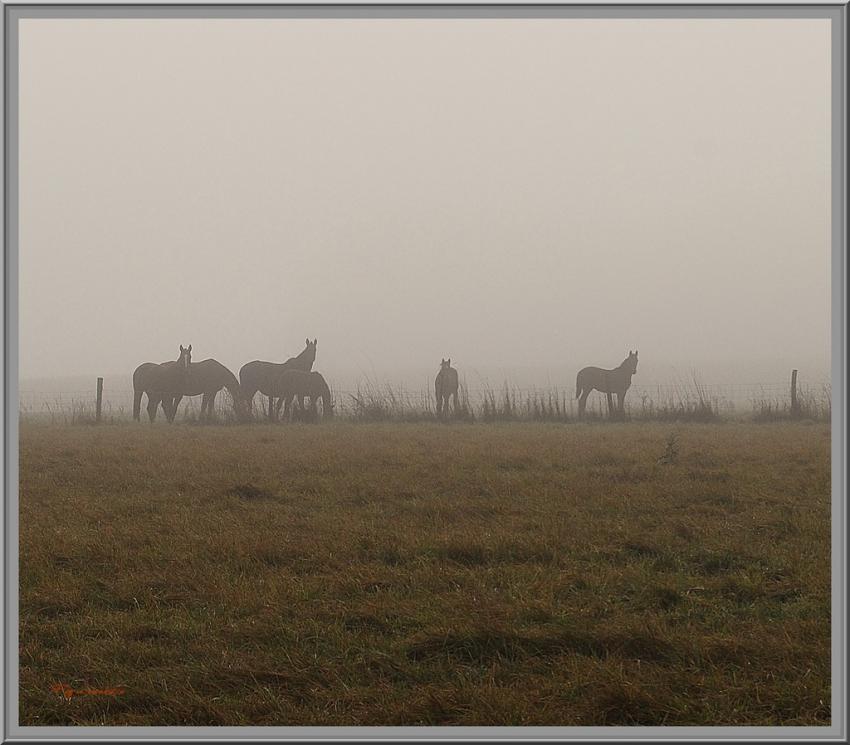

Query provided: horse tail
[321,377,333,416]
[133,388,142,421]
[575,372,582,399]
[223,370,246,419]
[132,368,144,420]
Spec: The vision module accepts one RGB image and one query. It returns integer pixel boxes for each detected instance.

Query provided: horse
[575,350,639,420]
[435,358,459,419]
[132,345,192,423]
[239,338,317,421]
[162,359,246,423]
[273,369,333,423]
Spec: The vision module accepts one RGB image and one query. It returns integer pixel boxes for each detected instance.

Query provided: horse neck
[616,362,635,382]
[171,359,190,381]
[292,347,314,368]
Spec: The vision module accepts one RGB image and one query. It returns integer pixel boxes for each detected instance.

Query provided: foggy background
[18,18,832,405]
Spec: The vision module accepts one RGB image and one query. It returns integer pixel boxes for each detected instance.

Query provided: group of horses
[132,339,639,423]
[132,339,331,423]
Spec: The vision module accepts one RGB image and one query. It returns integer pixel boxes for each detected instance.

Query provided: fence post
[790,369,799,418]
[96,377,103,423]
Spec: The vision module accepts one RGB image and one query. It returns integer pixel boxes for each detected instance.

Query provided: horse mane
[293,343,314,361]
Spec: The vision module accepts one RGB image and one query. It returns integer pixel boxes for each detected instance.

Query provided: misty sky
[18,17,832,388]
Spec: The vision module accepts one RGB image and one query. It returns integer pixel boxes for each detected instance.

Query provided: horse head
[440,358,451,371]
[178,344,192,371]
[627,350,638,375]
[303,338,318,366]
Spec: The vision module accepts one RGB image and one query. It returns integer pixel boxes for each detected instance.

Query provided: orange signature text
[50,683,125,700]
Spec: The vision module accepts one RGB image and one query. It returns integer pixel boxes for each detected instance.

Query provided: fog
[18,18,832,395]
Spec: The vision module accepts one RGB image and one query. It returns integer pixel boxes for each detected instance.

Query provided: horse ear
[180,345,184,352]
[313,339,317,346]
[188,344,192,352]
[448,358,451,365]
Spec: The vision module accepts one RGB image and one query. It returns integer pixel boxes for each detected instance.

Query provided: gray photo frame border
[1,2,846,741]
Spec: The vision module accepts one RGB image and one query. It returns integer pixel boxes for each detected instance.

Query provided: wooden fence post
[790,369,799,418]
[96,377,103,423]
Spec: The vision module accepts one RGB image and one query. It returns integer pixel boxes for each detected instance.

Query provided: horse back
[275,367,311,395]
[183,359,239,393]
[133,362,159,385]
[577,365,629,393]
[240,360,285,394]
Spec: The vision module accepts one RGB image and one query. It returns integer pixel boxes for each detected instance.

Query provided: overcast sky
[18,17,832,388]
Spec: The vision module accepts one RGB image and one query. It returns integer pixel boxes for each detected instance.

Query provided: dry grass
[19,420,831,726]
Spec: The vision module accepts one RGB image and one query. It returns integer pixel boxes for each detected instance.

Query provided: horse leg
[578,390,589,420]
[452,391,459,417]
[170,395,184,423]
[436,394,443,419]
[133,389,143,421]
[161,396,172,423]
[606,392,614,417]
[281,395,290,422]
[147,394,159,423]
[242,387,257,419]
[268,396,275,422]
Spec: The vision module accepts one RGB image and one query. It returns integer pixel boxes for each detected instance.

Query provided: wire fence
[17,376,832,425]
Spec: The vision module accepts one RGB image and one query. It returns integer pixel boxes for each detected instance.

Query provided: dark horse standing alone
[575,350,638,420]
[435,358,459,419]
[132,345,192,422]
[239,339,317,420]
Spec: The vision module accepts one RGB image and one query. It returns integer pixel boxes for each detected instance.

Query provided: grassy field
[19,420,831,726]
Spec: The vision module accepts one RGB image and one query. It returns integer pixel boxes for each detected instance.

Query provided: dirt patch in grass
[225,483,276,500]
